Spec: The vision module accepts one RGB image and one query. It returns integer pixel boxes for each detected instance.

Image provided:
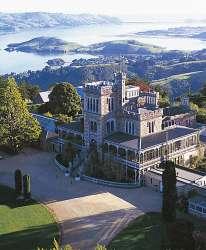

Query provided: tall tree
[0,77,41,153]
[18,82,40,102]
[14,169,22,196]
[48,83,81,118]
[161,160,177,222]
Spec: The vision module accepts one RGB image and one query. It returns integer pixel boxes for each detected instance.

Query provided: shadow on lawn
[0,185,36,208]
[0,223,59,250]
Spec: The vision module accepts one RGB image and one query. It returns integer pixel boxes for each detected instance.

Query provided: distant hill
[0,12,121,34]
[192,32,206,40]
[136,26,206,40]
[151,71,206,97]
[5,38,164,56]
[76,40,164,55]
[7,64,120,90]
[5,36,81,54]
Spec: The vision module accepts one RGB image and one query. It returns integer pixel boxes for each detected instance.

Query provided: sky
[0,0,206,19]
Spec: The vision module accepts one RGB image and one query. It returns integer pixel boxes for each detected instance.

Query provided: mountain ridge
[0,12,121,34]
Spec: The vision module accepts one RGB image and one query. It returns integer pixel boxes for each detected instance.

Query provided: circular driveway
[0,149,162,250]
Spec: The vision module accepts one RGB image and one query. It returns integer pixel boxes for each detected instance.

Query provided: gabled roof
[33,113,57,132]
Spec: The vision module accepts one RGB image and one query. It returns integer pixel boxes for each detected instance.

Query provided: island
[46,58,66,66]
[135,26,206,40]
[5,36,81,54]
[76,40,164,55]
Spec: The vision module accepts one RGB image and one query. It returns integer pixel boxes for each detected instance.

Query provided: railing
[54,157,68,173]
[104,144,198,170]
[54,155,140,188]
[55,137,85,150]
[81,175,140,188]
[108,155,139,169]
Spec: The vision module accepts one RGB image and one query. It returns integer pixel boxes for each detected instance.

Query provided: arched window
[111,120,114,132]
[90,98,92,111]
[106,119,115,134]
[87,98,90,111]
[92,99,96,112]
[125,120,135,135]
[90,121,97,132]
[95,99,99,113]
[93,122,97,132]
[106,121,110,133]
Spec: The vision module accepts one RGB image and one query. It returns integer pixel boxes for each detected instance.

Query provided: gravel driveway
[0,148,162,250]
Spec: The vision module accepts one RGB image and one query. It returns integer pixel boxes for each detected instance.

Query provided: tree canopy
[47,82,81,118]
[0,77,41,153]
[18,82,40,102]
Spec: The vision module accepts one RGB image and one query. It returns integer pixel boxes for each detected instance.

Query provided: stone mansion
[35,72,200,184]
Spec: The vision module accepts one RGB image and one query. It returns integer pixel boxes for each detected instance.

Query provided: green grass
[151,71,202,86]
[0,185,59,250]
[108,212,206,250]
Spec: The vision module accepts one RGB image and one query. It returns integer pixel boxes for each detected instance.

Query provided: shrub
[23,174,31,199]
[14,169,22,196]
[95,244,107,250]
[167,219,195,250]
[55,114,72,125]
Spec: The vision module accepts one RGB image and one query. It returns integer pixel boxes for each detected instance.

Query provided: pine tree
[161,160,177,222]
[0,77,41,153]
[14,169,22,196]
[23,174,31,199]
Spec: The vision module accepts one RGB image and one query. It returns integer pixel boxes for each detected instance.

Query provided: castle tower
[114,72,126,107]
[83,81,118,148]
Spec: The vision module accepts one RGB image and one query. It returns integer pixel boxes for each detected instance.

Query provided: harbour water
[1,21,206,74]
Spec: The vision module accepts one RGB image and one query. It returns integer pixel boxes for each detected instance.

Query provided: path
[0,148,162,249]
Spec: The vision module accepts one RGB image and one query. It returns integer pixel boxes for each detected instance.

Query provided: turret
[114,72,126,106]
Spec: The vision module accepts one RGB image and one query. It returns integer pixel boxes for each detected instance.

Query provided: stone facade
[46,72,200,185]
[83,72,163,147]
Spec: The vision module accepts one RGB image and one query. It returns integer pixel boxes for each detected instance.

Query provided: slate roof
[33,113,57,132]
[58,120,83,133]
[39,91,51,103]
[105,126,199,150]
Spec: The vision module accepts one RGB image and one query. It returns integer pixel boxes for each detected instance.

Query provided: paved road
[0,149,162,250]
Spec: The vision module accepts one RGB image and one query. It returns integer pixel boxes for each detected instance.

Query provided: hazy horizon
[0,0,206,21]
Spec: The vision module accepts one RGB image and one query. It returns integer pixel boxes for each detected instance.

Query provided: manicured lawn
[108,213,165,250]
[108,212,206,250]
[0,185,59,250]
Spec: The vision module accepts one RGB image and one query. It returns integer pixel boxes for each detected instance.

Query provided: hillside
[147,60,206,80]
[76,40,164,55]
[0,12,121,34]
[5,37,81,54]
[151,71,206,97]
[136,26,206,40]
[192,32,206,40]
[5,39,165,56]
[8,64,120,90]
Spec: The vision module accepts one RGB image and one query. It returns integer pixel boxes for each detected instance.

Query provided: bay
[1,21,206,75]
